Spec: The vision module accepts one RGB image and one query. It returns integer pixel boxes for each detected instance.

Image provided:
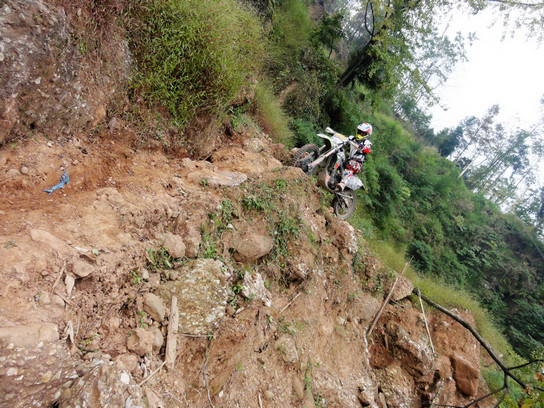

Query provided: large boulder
[158,259,231,335]
[59,364,144,408]
[385,322,434,378]
[452,353,479,396]
[231,228,274,263]
[374,364,416,408]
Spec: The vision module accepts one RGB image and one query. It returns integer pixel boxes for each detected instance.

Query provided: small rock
[377,392,387,408]
[148,273,161,287]
[114,354,139,373]
[52,295,65,308]
[107,316,121,330]
[150,327,164,354]
[452,354,479,396]
[275,335,298,364]
[162,233,186,259]
[7,169,21,179]
[231,230,274,263]
[241,271,272,307]
[264,390,274,400]
[145,386,165,408]
[127,328,154,356]
[65,275,75,297]
[108,117,119,131]
[39,291,51,305]
[143,293,166,322]
[20,166,29,175]
[72,261,93,278]
[0,53,4,62]
[391,276,414,301]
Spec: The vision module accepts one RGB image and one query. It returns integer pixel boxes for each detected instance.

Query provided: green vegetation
[146,246,175,274]
[129,0,263,128]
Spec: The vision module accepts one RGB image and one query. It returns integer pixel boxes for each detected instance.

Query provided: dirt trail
[0,123,498,408]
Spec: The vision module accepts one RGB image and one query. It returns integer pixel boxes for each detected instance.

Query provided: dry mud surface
[0,126,497,408]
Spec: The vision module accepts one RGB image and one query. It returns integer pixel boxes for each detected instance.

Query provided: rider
[337,122,372,191]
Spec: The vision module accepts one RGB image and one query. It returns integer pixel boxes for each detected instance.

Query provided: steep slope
[0,1,499,406]
[1,122,497,408]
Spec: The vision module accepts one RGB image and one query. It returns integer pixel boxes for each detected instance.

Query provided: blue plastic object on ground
[44,171,69,195]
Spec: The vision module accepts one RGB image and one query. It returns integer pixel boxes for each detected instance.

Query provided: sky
[428,9,544,132]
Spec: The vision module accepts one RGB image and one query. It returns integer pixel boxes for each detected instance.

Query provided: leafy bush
[290,118,321,147]
[129,0,264,127]
[407,239,434,273]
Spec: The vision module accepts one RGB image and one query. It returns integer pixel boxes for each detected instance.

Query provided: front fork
[318,151,345,192]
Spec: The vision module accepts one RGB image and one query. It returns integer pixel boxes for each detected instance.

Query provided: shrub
[407,239,434,273]
[129,0,264,128]
[290,118,321,147]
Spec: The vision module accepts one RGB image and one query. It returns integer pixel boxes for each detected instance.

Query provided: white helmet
[356,123,372,140]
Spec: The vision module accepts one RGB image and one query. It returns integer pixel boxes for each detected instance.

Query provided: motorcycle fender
[345,176,364,191]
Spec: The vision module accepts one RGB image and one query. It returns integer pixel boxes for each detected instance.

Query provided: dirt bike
[292,127,364,219]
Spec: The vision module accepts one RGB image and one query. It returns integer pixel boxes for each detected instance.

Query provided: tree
[452,105,501,178]
[312,11,345,57]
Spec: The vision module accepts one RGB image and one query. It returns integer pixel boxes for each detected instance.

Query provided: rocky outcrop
[375,364,417,408]
[59,364,144,408]
[0,323,78,408]
[452,353,480,396]
[0,0,132,143]
[158,259,232,335]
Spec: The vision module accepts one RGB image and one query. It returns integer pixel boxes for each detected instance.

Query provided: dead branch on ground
[416,289,544,408]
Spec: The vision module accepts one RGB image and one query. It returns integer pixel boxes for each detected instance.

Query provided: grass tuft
[253,82,293,146]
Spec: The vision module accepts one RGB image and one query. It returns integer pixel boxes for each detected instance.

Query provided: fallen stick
[53,260,67,289]
[203,356,215,408]
[180,333,213,339]
[280,293,301,314]
[258,393,263,408]
[417,288,435,354]
[367,263,408,337]
[138,361,166,387]
[54,290,75,307]
[165,296,179,370]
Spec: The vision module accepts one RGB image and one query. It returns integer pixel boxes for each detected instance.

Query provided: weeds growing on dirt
[129,0,264,128]
[199,199,235,259]
[146,246,174,275]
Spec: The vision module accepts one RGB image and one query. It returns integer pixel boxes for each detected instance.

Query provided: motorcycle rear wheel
[333,188,357,219]
[292,144,319,174]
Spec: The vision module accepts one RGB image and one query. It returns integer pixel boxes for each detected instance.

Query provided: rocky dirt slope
[0,1,498,407]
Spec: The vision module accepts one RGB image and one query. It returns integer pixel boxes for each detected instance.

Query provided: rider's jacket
[349,138,371,164]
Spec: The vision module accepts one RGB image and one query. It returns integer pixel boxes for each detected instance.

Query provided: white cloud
[429,9,544,131]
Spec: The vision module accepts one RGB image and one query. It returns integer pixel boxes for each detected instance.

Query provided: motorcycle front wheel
[292,144,319,174]
[333,188,357,219]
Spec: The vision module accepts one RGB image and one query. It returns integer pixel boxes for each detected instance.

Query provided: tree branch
[488,0,544,8]
[415,290,532,391]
